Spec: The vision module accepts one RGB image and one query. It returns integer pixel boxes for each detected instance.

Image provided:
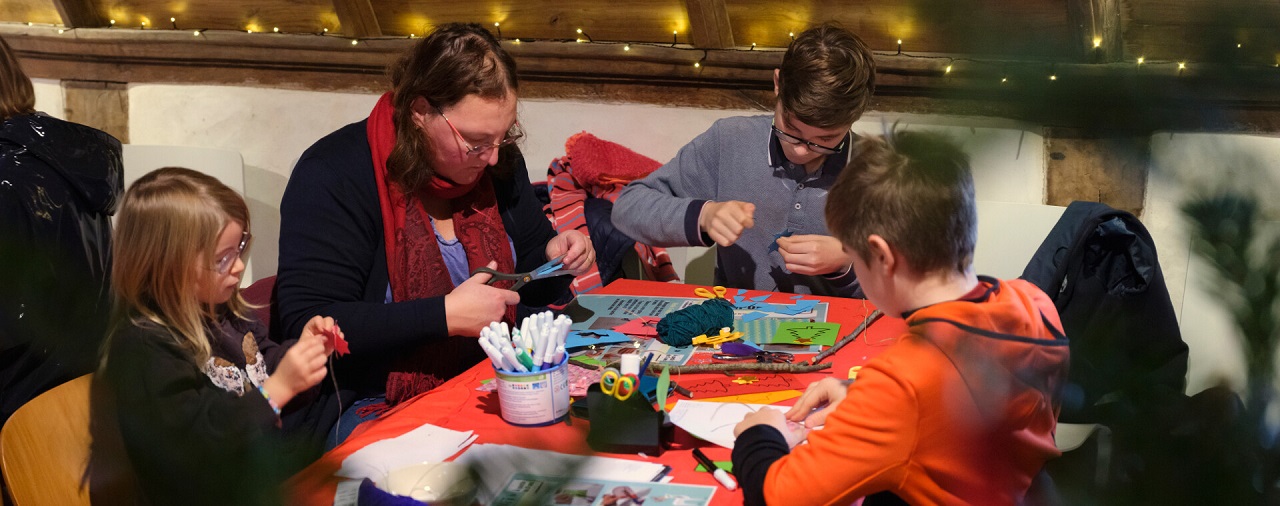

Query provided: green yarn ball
[656,298,735,347]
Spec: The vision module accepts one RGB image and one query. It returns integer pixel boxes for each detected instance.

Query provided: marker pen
[691,448,737,491]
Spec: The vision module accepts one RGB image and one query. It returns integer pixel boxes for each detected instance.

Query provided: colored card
[564,329,632,350]
[612,316,661,337]
[770,321,841,346]
[768,229,795,253]
[323,325,349,357]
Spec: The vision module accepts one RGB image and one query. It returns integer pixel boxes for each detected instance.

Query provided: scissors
[599,367,638,401]
[694,286,728,300]
[712,350,795,363]
[470,255,573,290]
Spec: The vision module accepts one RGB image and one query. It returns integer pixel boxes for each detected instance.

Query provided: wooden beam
[1066,0,1123,62]
[50,0,105,28]
[5,25,1280,133]
[684,0,734,49]
[331,0,381,38]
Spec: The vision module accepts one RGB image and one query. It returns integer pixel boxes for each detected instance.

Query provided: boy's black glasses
[771,123,846,156]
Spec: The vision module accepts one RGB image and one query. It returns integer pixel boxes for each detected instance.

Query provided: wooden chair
[0,374,94,506]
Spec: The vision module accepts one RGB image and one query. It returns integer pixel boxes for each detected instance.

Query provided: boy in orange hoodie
[731,130,1070,505]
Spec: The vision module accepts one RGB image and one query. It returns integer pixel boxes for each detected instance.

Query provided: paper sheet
[668,400,803,449]
[453,444,670,504]
[335,422,478,482]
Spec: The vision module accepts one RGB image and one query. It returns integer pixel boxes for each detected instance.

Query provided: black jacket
[1021,200,1188,424]
[0,113,122,424]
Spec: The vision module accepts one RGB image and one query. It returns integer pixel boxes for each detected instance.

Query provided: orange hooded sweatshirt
[732,277,1070,505]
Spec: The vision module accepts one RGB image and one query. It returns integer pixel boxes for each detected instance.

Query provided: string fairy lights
[6,15,1272,82]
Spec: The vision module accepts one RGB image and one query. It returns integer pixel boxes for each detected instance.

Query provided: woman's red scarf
[368,92,516,407]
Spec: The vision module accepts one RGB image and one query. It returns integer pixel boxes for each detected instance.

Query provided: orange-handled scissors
[694,286,728,300]
[599,367,638,401]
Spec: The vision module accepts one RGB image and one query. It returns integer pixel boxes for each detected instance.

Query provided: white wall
[1145,132,1280,394]
[118,85,1051,286]
[31,78,64,119]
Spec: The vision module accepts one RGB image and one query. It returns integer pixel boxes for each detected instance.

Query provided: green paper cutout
[570,356,606,368]
[770,321,841,346]
[657,366,671,412]
[694,461,734,473]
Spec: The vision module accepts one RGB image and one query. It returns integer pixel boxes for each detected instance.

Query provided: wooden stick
[809,309,884,365]
[656,362,832,375]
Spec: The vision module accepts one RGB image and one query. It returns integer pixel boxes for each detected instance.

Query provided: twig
[655,362,832,375]
[809,309,884,365]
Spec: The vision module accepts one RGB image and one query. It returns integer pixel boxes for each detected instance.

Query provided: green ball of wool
[656,298,735,347]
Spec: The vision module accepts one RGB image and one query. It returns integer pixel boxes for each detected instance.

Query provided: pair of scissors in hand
[599,367,638,401]
[694,285,728,300]
[470,255,573,290]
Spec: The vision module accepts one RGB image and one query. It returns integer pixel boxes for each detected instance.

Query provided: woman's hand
[445,261,521,336]
[545,229,595,276]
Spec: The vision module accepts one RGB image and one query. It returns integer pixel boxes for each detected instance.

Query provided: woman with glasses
[614,25,875,298]
[276,23,593,445]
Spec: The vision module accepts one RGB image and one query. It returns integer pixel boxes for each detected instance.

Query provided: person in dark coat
[0,35,124,425]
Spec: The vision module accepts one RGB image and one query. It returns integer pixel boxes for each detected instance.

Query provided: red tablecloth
[287,280,906,505]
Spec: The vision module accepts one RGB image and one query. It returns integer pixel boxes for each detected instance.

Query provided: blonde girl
[95,167,337,505]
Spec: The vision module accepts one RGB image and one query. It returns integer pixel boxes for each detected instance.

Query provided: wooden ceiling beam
[1066,0,1124,62]
[50,0,105,28]
[331,0,381,38]
[684,0,735,49]
[5,25,1280,132]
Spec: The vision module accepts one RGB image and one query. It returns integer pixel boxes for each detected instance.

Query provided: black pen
[691,448,737,491]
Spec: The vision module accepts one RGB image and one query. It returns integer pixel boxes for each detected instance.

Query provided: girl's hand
[545,230,595,276]
[263,326,329,407]
[301,315,340,356]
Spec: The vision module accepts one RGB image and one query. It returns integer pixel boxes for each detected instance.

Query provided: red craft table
[288,279,906,505]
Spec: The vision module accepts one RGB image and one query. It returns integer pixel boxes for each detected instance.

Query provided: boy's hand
[735,407,810,447]
[263,331,329,407]
[545,230,595,276]
[445,261,521,336]
[777,235,854,276]
[785,377,851,428]
[699,201,756,247]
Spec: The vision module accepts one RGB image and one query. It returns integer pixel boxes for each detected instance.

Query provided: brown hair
[387,23,519,195]
[825,130,976,275]
[777,24,876,129]
[109,167,253,365]
[0,35,36,121]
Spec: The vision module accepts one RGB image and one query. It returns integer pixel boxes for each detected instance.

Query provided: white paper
[452,443,670,504]
[335,422,478,482]
[668,400,800,449]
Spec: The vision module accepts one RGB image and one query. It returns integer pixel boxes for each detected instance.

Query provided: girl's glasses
[438,110,524,157]
[213,230,252,275]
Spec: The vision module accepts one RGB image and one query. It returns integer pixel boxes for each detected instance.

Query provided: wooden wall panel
[726,0,1076,56]
[1122,0,1280,64]
[93,0,337,33]
[371,0,690,42]
[1045,128,1150,215]
[0,0,64,26]
[63,80,129,143]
